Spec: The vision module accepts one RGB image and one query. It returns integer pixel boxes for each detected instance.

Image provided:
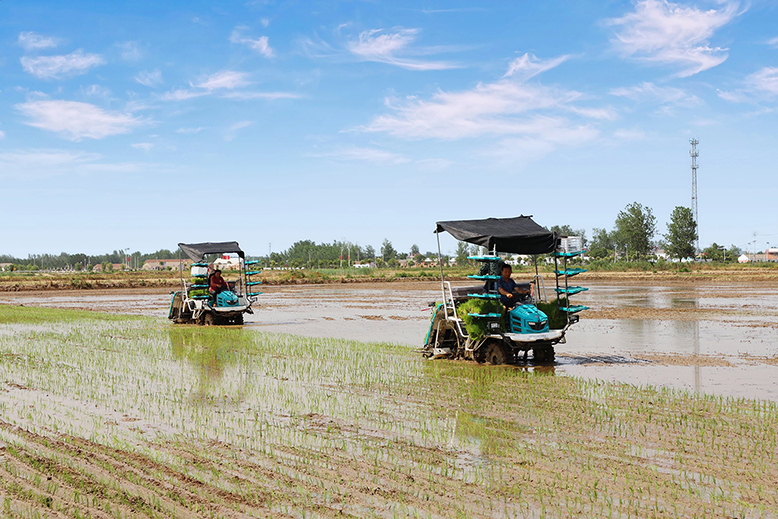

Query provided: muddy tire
[234,314,244,325]
[485,340,507,365]
[533,345,555,363]
[203,313,214,326]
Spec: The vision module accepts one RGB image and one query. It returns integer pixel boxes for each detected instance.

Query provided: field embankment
[2,264,778,292]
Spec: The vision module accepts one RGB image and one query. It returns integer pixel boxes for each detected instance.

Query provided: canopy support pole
[436,232,447,312]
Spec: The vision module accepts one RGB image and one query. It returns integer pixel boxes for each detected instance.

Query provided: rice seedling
[0,305,776,517]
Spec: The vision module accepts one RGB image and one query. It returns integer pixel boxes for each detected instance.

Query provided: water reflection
[168,326,253,400]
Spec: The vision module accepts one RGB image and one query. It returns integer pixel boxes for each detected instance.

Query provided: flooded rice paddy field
[5,280,777,401]
[1,280,777,517]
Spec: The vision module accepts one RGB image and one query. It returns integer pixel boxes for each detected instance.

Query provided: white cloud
[230,27,275,58]
[195,70,250,90]
[117,41,142,61]
[261,18,270,28]
[717,67,778,103]
[347,28,457,70]
[360,60,607,165]
[0,149,99,170]
[315,147,410,165]
[504,53,570,80]
[176,127,205,134]
[746,67,778,96]
[229,121,252,131]
[767,36,778,47]
[0,149,146,177]
[131,142,154,151]
[18,32,60,50]
[613,128,646,140]
[17,100,143,140]
[607,0,741,77]
[135,69,163,88]
[610,81,701,105]
[21,50,105,79]
[0,130,5,140]
[224,120,253,141]
[81,84,112,98]
[221,91,301,100]
[363,80,591,140]
[158,89,207,101]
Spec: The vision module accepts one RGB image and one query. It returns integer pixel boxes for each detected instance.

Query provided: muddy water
[2,280,777,401]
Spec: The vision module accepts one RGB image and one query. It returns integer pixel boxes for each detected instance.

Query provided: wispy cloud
[230,26,275,58]
[117,41,142,61]
[135,69,163,88]
[160,70,297,102]
[610,81,701,105]
[158,89,207,101]
[80,84,112,98]
[314,146,410,165]
[767,36,778,47]
[718,67,778,102]
[176,127,205,134]
[613,128,646,140]
[504,53,570,80]
[21,50,105,79]
[0,130,5,140]
[746,67,778,96]
[195,70,250,90]
[221,91,301,100]
[131,142,154,151]
[363,80,593,140]
[224,120,253,141]
[607,0,741,77]
[347,28,458,70]
[17,100,144,140]
[18,31,61,50]
[0,148,146,177]
[361,59,604,164]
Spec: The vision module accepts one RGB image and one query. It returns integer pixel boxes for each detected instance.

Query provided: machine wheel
[234,314,244,325]
[485,340,507,365]
[203,313,215,326]
[534,345,555,363]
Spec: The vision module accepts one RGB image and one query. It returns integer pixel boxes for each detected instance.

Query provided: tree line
[0,249,182,272]
[0,204,749,272]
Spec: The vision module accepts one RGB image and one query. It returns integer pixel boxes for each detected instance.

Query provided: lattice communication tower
[690,138,699,254]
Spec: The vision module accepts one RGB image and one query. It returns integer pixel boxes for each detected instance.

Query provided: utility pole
[690,138,700,256]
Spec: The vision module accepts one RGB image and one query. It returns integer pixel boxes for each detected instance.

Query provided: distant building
[142,259,190,271]
[213,255,240,270]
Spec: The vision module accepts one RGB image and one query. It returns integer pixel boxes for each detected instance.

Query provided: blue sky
[1,0,777,257]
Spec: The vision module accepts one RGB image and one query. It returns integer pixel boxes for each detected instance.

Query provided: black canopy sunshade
[435,216,557,255]
[179,241,245,262]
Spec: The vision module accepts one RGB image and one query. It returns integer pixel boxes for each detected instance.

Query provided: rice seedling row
[0,306,776,517]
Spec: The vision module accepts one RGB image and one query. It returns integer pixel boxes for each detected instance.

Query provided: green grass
[0,306,776,517]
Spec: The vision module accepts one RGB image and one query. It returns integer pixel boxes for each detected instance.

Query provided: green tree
[664,206,697,260]
[615,202,657,259]
[550,225,587,247]
[410,244,420,256]
[702,242,725,262]
[455,241,471,266]
[381,239,396,261]
[365,245,376,261]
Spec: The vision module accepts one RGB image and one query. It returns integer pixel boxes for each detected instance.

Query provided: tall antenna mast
[690,138,699,255]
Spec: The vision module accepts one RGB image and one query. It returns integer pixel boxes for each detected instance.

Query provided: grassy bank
[2,262,778,293]
[0,306,776,517]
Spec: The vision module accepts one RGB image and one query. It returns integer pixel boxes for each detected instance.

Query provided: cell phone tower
[690,138,699,254]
